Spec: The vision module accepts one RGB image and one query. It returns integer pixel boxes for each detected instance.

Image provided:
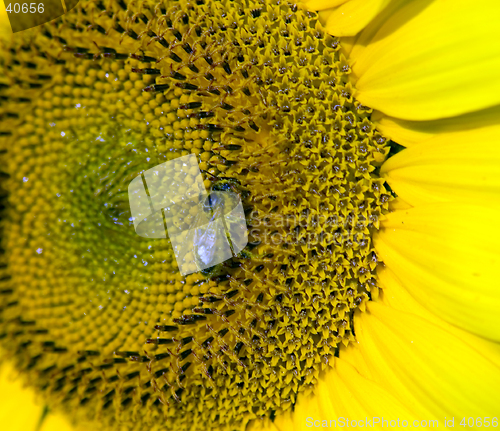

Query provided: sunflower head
[0,0,391,430]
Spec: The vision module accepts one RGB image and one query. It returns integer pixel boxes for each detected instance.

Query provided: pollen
[0,0,391,430]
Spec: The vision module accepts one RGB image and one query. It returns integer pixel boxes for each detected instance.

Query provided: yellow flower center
[0,0,391,430]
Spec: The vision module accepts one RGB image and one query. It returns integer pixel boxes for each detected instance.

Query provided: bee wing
[192,206,233,270]
[217,192,248,255]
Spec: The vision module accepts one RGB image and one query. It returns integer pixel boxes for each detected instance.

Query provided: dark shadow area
[6,0,78,33]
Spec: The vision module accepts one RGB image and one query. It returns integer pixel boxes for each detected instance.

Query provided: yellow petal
[388,197,412,211]
[274,389,322,431]
[266,263,500,430]
[247,417,281,431]
[375,203,500,341]
[373,113,437,147]
[378,266,500,369]
[338,35,359,57]
[351,0,500,120]
[270,356,415,431]
[249,384,322,431]
[301,0,350,11]
[0,2,12,39]
[374,104,500,147]
[0,360,44,431]
[355,301,500,418]
[252,345,415,431]
[315,357,416,421]
[323,0,392,37]
[39,413,75,431]
[381,125,500,206]
[301,0,350,26]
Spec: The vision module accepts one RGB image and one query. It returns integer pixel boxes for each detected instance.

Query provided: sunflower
[0,1,499,430]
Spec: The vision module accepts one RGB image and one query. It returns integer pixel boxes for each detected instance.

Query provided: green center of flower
[0,0,391,430]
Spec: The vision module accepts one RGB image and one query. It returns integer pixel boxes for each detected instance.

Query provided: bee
[191,179,249,278]
[202,175,250,198]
